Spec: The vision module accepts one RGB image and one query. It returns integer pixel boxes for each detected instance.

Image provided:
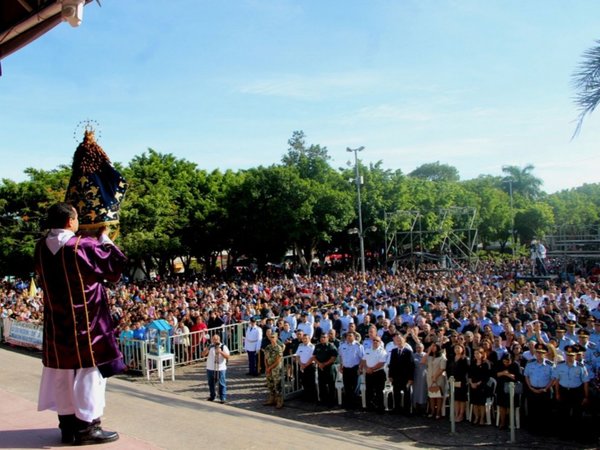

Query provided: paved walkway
[143,354,589,450]
[1,345,593,449]
[0,347,413,450]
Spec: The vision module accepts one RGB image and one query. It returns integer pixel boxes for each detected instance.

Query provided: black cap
[573,344,586,354]
[564,345,577,356]
[534,343,548,353]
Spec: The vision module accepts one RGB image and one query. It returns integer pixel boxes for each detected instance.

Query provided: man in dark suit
[387,333,415,414]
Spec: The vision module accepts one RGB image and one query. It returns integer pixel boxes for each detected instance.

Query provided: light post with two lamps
[502,175,516,262]
[347,146,369,278]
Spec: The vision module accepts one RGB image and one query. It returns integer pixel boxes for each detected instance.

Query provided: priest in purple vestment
[35,202,127,445]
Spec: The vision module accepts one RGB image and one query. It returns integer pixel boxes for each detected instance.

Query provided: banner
[3,318,43,350]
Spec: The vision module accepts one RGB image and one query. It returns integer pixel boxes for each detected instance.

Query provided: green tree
[514,203,555,244]
[409,161,460,182]
[547,188,599,229]
[280,131,354,273]
[462,176,512,248]
[501,164,544,201]
[120,150,198,278]
[225,165,306,267]
[282,130,331,182]
[0,167,70,276]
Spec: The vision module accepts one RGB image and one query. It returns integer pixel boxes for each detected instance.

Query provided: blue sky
[1,0,599,193]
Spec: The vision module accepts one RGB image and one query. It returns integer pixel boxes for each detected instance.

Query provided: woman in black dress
[495,353,522,430]
[480,338,498,370]
[468,347,491,425]
[446,343,469,422]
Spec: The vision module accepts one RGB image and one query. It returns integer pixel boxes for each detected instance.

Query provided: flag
[29,278,37,298]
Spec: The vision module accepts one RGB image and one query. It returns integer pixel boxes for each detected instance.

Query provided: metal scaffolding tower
[545,224,600,259]
[384,207,479,271]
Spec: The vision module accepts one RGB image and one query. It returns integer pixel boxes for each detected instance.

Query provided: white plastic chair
[383,379,395,411]
[495,405,521,428]
[335,367,344,405]
[484,377,497,425]
[358,373,367,408]
[495,382,521,429]
[468,377,496,424]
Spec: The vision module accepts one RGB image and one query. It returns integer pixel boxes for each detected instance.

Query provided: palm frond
[572,40,600,137]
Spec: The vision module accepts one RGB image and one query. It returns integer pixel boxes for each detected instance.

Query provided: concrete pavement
[0,347,416,449]
[2,345,595,449]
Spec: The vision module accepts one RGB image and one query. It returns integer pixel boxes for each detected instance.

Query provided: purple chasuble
[35,235,127,372]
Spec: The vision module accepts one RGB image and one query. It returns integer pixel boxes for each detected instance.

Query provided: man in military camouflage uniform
[264,332,285,409]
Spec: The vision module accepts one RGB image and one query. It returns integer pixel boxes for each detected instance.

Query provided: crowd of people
[2,256,600,443]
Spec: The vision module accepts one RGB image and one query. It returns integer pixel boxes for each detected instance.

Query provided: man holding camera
[203,334,230,403]
[530,239,547,276]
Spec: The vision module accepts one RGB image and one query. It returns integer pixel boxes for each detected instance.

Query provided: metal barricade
[449,376,456,434]
[118,321,249,378]
[281,354,303,399]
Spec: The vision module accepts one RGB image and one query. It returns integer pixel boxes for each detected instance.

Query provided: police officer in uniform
[244,316,262,376]
[590,318,600,348]
[555,327,575,352]
[361,336,388,412]
[565,320,579,344]
[311,333,338,406]
[338,331,364,408]
[552,345,589,438]
[523,342,554,433]
[295,333,316,401]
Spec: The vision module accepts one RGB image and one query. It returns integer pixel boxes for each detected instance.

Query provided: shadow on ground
[131,354,595,450]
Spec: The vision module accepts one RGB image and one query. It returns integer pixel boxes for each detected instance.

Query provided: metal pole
[449,376,456,434]
[508,179,515,262]
[509,381,515,443]
[347,146,365,279]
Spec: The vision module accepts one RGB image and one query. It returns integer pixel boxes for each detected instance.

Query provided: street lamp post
[503,176,515,261]
[347,146,366,278]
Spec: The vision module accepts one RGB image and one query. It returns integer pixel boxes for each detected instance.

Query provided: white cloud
[351,104,433,122]
[237,71,383,100]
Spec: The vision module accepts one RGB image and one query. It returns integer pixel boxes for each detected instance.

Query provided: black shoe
[219,399,226,404]
[74,426,119,446]
[60,430,74,444]
[206,397,215,401]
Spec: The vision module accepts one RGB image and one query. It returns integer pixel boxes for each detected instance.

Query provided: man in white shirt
[244,317,262,376]
[339,331,364,408]
[282,306,297,331]
[297,312,314,340]
[295,334,316,401]
[320,311,333,334]
[203,334,230,403]
[360,337,387,412]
